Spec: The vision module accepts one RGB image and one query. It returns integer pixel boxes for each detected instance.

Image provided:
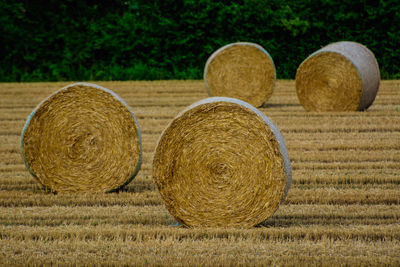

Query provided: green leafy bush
[0,0,399,81]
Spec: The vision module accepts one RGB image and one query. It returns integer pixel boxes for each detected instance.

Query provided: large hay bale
[153,97,291,228]
[296,41,380,111]
[204,42,276,107]
[21,83,142,193]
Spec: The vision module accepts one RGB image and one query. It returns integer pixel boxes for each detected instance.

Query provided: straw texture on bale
[296,41,380,111]
[153,97,291,228]
[21,83,142,193]
[204,42,276,107]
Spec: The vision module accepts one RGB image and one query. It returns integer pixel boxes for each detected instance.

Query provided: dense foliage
[0,0,399,81]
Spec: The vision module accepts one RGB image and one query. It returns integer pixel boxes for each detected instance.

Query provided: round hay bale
[20,83,142,193]
[296,41,380,111]
[152,97,291,228]
[204,42,276,107]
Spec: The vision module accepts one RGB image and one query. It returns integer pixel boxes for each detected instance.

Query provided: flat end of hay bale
[296,51,362,111]
[21,83,142,193]
[204,42,276,107]
[296,41,380,111]
[153,97,291,228]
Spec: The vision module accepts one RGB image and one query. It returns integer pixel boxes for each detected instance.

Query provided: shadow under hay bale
[204,42,276,108]
[153,97,291,228]
[21,83,142,193]
[296,41,380,111]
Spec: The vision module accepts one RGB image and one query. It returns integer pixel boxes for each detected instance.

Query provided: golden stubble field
[0,80,399,266]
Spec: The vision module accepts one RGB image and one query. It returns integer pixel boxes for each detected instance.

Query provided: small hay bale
[296,41,380,111]
[204,42,276,107]
[152,97,291,228]
[21,83,142,193]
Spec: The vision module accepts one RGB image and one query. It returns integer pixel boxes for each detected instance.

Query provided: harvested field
[0,80,399,266]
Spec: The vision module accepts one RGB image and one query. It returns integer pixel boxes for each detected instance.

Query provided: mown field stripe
[0,188,398,207]
[1,239,399,266]
[1,224,399,242]
[1,204,398,227]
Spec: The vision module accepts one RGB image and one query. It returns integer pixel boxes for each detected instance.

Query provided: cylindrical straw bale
[204,42,276,107]
[296,41,380,111]
[153,97,291,228]
[21,83,142,193]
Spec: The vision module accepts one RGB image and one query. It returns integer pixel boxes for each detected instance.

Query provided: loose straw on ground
[153,97,291,228]
[296,41,380,111]
[21,83,142,193]
[204,42,276,107]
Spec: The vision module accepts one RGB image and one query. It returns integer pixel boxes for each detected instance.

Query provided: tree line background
[0,0,399,81]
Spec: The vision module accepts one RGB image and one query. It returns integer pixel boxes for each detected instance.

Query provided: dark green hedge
[0,0,399,81]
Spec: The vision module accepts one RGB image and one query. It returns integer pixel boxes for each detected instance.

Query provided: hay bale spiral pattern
[204,42,276,107]
[296,41,380,111]
[153,97,291,228]
[21,83,142,193]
